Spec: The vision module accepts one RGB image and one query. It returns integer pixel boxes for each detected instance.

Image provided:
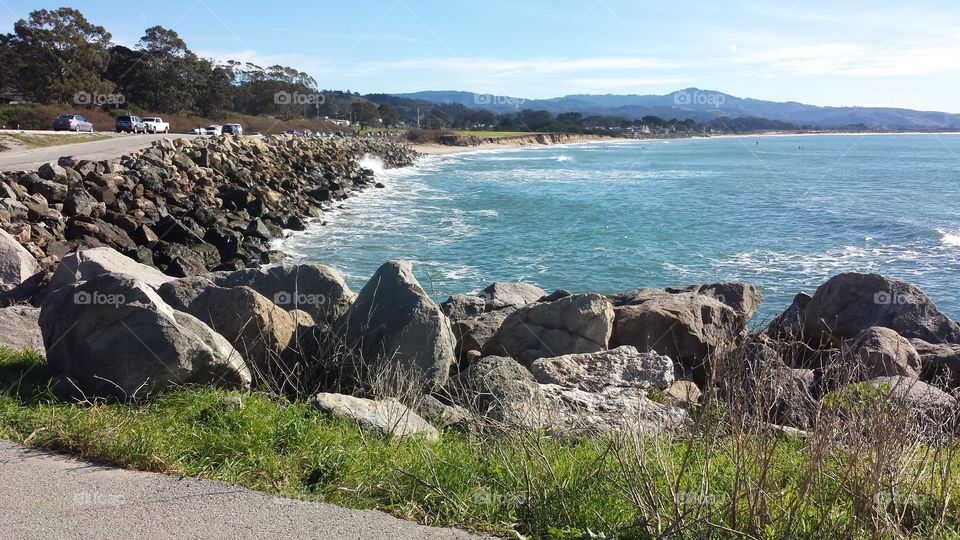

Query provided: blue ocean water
[280,134,960,323]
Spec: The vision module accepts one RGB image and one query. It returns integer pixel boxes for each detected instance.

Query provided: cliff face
[434,132,607,147]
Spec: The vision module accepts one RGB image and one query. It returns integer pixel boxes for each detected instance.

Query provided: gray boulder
[910,338,960,388]
[0,228,40,291]
[801,273,960,346]
[460,355,689,435]
[530,346,674,392]
[0,305,43,351]
[848,326,922,379]
[312,393,439,441]
[40,273,251,401]
[442,282,545,321]
[480,282,547,310]
[451,307,515,360]
[335,261,456,388]
[608,285,758,384]
[483,293,614,365]
[868,376,958,429]
[160,278,297,379]
[214,264,355,324]
[49,247,173,292]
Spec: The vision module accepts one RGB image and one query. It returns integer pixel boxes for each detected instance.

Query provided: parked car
[52,114,94,132]
[222,123,242,136]
[141,117,170,134]
[202,125,222,136]
[115,115,147,133]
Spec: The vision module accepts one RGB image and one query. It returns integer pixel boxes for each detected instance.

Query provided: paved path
[0,440,490,540]
[0,132,198,172]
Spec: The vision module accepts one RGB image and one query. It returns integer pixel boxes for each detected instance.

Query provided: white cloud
[730,42,960,77]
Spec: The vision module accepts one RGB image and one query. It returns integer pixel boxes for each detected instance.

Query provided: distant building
[324,116,351,126]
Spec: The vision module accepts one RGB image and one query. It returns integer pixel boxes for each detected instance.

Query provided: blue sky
[3,1,960,112]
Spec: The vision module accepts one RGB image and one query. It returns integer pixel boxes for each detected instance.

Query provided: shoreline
[410,130,960,155]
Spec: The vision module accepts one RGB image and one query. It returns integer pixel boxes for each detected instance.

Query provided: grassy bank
[2,347,959,539]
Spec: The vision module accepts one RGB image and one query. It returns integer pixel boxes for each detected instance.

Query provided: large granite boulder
[530,346,674,392]
[159,277,297,379]
[800,273,960,347]
[608,284,760,384]
[483,293,614,365]
[335,261,456,388]
[451,307,516,361]
[479,282,547,310]
[460,355,689,435]
[0,228,40,291]
[847,326,922,379]
[311,393,439,441]
[39,273,251,401]
[440,282,545,321]
[0,305,43,351]
[213,264,355,324]
[49,247,173,292]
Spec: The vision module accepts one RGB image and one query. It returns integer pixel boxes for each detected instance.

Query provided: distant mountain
[391,89,960,130]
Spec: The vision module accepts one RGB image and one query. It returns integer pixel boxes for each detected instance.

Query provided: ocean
[280,134,960,324]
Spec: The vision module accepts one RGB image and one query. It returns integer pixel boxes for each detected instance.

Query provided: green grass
[2,347,959,539]
[0,132,111,151]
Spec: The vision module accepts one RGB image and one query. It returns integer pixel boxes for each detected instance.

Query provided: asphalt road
[0,440,490,540]
[0,132,198,172]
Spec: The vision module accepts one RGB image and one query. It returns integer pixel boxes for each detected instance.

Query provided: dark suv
[115,115,146,133]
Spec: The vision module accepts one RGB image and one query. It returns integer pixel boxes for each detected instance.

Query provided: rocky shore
[1,135,959,439]
[0,134,417,303]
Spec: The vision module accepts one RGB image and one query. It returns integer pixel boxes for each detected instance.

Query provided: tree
[134,26,203,112]
[12,8,113,103]
[195,65,233,118]
[351,101,380,128]
[377,104,401,127]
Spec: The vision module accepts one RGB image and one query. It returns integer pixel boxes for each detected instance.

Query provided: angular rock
[214,264,355,324]
[0,305,43,351]
[460,355,689,435]
[910,338,960,388]
[40,273,250,401]
[159,278,296,378]
[479,282,547,310]
[530,346,674,392]
[848,326,922,379]
[0,228,40,290]
[608,286,753,384]
[49,247,173,292]
[801,273,960,346]
[664,380,701,406]
[336,261,456,387]
[312,393,439,441]
[451,307,515,360]
[484,293,614,365]
[868,376,958,428]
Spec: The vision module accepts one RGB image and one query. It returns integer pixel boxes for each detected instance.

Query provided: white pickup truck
[142,117,170,134]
